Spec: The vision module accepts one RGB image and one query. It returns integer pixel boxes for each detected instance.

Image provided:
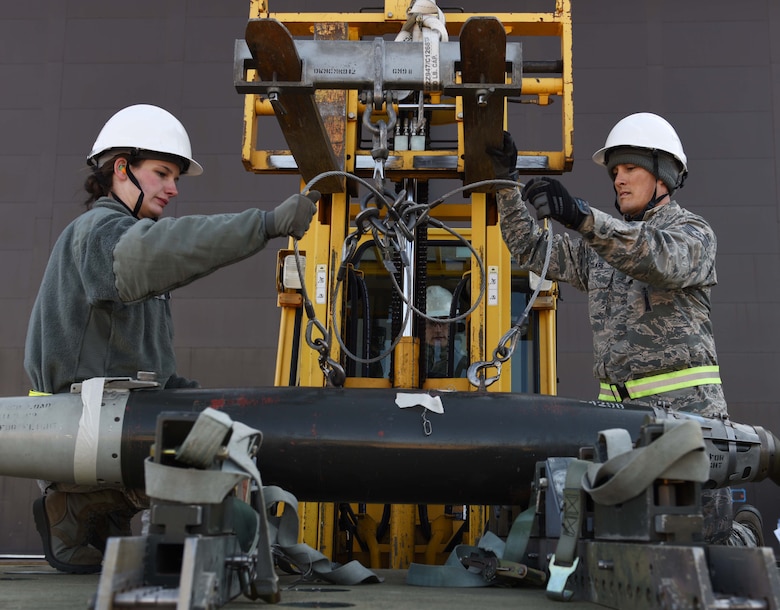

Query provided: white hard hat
[592,112,687,173]
[87,104,203,175]
[426,285,454,318]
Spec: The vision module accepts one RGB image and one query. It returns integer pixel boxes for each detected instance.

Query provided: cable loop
[293,169,553,390]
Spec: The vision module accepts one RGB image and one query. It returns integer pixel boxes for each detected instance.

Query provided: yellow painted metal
[273,292,296,386]
[389,504,416,569]
[467,504,489,548]
[559,0,575,173]
[254,78,563,116]
[261,12,569,37]
[537,307,559,396]
[242,0,572,568]
[249,0,266,19]
[299,501,335,557]
[489,212,516,394]
[535,285,560,396]
[242,0,574,175]
[344,91,359,174]
[384,0,409,21]
[469,195,488,381]
[393,337,420,389]
[421,377,470,392]
[343,377,392,389]
[423,514,456,565]
[274,249,304,386]
[289,193,332,389]
[334,504,464,568]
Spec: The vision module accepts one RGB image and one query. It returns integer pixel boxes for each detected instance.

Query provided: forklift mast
[234,0,572,569]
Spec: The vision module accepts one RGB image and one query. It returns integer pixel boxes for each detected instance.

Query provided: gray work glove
[265,190,320,239]
[521,177,591,230]
[486,131,519,182]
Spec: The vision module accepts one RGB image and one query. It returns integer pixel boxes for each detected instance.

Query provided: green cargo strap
[502,502,536,563]
[406,541,500,588]
[263,485,382,585]
[547,421,709,601]
[546,459,589,602]
[29,390,51,396]
[583,419,708,506]
[598,365,721,402]
[406,505,537,588]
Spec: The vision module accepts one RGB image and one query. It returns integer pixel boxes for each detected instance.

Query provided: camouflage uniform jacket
[497,187,726,416]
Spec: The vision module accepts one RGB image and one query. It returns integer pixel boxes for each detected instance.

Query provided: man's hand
[266,190,320,239]
[521,178,591,230]
[486,131,519,182]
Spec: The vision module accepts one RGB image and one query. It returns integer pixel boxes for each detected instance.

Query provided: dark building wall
[1,0,779,554]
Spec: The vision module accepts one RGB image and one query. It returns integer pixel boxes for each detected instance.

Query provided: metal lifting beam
[234,29,523,98]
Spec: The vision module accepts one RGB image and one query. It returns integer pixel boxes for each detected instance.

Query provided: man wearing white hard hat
[25,104,320,574]
[425,285,467,378]
[489,113,760,547]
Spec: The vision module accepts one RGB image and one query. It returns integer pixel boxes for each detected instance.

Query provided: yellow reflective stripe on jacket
[599,365,721,402]
[29,390,52,396]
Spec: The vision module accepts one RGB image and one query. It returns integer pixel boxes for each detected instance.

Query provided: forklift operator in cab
[24,104,320,575]
[425,285,467,378]
[489,112,760,547]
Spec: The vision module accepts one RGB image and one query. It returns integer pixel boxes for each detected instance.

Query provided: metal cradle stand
[529,419,780,609]
[93,408,278,610]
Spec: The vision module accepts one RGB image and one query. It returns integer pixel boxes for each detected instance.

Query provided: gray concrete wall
[1,0,779,554]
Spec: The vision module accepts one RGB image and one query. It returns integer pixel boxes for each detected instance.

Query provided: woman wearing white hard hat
[24,104,320,574]
[85,104,204,219]
[490,113,759,547]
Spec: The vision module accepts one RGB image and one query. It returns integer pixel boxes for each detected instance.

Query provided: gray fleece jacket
[25,198,273,393]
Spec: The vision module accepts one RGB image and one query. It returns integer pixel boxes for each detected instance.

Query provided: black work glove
[164,374,200,389]
[521,178,591,230]
[486,131,519,182]
[265,190,320,239]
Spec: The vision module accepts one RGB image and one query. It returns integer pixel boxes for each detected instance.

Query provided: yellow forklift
[3,3,780,607]
[234,0,573,569]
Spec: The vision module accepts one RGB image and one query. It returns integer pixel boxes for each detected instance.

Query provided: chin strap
[615,149,672,221]
[617,188,671,222]
[125,165,145,218]
[110,164,148,220]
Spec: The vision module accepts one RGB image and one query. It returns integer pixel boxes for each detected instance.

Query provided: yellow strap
[28,390,52,396]
[599,365,721,402]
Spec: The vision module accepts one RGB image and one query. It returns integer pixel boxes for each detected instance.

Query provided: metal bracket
[70,374,160,394]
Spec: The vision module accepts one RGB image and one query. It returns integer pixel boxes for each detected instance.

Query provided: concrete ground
[2,558,599,609]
